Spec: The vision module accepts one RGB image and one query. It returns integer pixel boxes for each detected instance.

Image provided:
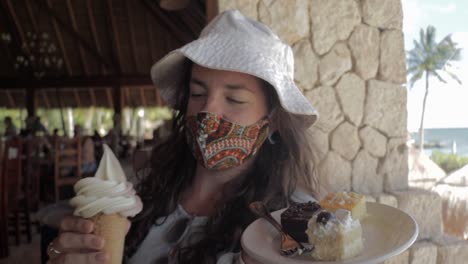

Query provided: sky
[402,0,468,131]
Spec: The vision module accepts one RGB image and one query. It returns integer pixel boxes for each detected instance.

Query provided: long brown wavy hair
[124,61,318,263]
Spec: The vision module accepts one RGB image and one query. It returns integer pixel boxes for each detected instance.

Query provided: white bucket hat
[151,9,318,127]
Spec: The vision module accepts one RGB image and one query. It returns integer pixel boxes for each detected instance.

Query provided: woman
[47,10,319,264]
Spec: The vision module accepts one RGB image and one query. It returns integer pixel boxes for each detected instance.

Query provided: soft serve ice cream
[70,144,142,264]
[70,144,142,218]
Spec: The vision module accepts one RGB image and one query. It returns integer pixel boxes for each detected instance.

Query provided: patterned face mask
[185,112,269,170]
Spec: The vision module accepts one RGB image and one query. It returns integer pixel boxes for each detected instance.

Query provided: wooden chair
[53,137,82,201]
[1,137,32,246]
[0,139,8,258]
[24,138,43,212]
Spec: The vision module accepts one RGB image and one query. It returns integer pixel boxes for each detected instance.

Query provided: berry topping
[316,211,333,225]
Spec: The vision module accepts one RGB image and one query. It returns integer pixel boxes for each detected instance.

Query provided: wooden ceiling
[0,0,207,109]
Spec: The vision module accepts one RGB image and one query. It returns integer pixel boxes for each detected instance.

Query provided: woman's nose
[201,95,223,116]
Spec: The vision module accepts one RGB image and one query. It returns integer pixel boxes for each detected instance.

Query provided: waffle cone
[90,213,127,264]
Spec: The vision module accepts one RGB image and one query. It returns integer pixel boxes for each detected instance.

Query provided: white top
[128,187,315,264]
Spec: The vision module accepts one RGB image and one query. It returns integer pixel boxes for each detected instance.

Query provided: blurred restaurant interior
[0,0,213,262]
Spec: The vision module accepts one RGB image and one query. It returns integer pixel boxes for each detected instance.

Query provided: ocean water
[410,127,468,157]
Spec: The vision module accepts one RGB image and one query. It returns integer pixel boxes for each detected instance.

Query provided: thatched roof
[0,0,207,108]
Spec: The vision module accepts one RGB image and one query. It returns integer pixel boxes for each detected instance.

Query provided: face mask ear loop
[267,107,276,145]
[268,132,276,144]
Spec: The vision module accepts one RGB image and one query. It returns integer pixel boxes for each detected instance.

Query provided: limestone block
[361,0,403,30]
[309,127,329,163]
[352,150,382,194]
[335,73,365,126]
[318,151,352,192]
[377,193,398,208]
[348,24,380,80]
[258,0,309,44]
[432,234,468,264]
[364,80,407,137]
[319,43,352,86]
[359,126,387,157]
[381,137,409,191]
[392,189,443,240]
[382,250,409,264]
[293,39,319,90]
[409,241,437,264]
[331,122,360,161]
[310,0,360,55]
[217,0,258,20]
[380,30,406,84]
[305,86,344,133]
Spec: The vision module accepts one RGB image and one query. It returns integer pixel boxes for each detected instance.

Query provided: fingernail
[96,252,108,262]
[81,221,93,233]
[93,237,104,248]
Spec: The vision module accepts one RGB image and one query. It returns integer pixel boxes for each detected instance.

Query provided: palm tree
[407,25,462,151]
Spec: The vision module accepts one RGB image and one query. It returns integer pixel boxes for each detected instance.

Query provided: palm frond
[444,70,463,85]
[409,70,424,88]
[432,71,447,83]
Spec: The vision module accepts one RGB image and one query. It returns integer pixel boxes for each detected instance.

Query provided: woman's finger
[57,232,105,251]
[60,216,94,233]
[48,251,108,264]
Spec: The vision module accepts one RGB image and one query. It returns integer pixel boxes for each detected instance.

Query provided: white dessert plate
[241,202,418,264]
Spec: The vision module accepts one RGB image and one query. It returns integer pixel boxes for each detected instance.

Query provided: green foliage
[431,150,468,174]
[0,108,26,134]
[1,106,173,138]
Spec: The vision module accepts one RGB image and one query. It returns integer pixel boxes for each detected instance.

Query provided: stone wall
[217,0,468,263]
[218,0,408,194]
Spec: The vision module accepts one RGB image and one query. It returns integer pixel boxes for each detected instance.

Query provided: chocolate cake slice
[280,201,321,243]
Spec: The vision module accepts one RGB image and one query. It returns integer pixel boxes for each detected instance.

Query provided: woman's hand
[47,216,110,264]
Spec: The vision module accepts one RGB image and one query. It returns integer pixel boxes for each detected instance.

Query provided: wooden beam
[139,87,146,106]
[144,12,157,64]
[89,88,96,106]
[25,0,39,32]
[41,90,50,108]
[44,0,73,75]
[124,0,138,72]
[86,0,106,74]
[106,0,122,74]
[106,88,114,108]
[153,87,161,106]
[5,0,26,44]
[123,86,129,107]
[139,0,192,45]
[73,89,81,107]
[37,0,112,70]
[6,90,16,108]
[0,75,152,89]
[66,0,90,75]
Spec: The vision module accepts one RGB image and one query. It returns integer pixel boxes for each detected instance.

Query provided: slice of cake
[280,201,321,243]
[320,192,367,220]
[306,209,364,261]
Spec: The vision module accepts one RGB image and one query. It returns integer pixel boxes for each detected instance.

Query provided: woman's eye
[227,97,246,104]
[190,92,206,98]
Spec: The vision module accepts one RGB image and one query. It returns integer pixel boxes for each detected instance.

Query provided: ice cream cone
[71,145,142,263]
[90,213,128,264]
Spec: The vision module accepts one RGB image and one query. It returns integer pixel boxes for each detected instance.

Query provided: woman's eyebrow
[225,84,254,94]
[190,78,207,88]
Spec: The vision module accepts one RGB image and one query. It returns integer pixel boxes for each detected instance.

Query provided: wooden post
[113,85,122,121]
[205,0,218,22]
[112,85,122,155]
[26,87,36,117]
